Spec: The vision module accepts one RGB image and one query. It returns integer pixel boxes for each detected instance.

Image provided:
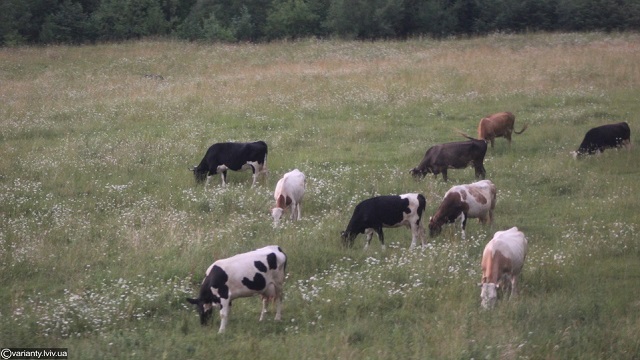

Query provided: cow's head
[271,208,284,225]
[186,297,214,325]
[340,231,356,247]
[190,166,207,183]
[428,216,443,237]
[479,282,498,310]
[409,167,429,179]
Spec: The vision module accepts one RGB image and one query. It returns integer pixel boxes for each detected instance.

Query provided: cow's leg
[364,229,374,249]
[460,213,467,239]
[414,220,426,248]
[218,298,231,333]
[377,228,385,250]
[475,164,486,179]
[247,162,258,187]
[205,174,212,189]
[441,169,448,182]
[408,221,421,249]
[295,202,302,221]
[274,289,283,321]
[215,165,229,186]
[510,275,518,299]
[260,296,269,321]
[221,171,228,186]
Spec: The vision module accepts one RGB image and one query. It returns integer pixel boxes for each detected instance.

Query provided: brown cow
[477,112,527,148]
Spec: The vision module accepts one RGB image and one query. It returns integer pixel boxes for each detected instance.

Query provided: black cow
[571,122,631,158]
[191,141,268,186]
[186,245,287,333]
[410,137,487,181]
[341,193,426,250]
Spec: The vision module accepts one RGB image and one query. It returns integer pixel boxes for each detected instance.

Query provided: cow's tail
[514,123,528,134]
[260,152,269,176]
[455,129,483,142]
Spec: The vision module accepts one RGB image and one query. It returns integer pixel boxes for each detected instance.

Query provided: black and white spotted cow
[186,245,287,333]
[341,193,427,250]
[191,141,268,187]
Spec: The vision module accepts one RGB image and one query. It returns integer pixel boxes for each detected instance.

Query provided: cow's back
[478,112,515,138]
[488,227,527,273]
[281,169,305,201]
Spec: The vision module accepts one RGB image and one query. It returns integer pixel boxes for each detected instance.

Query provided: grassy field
[1,32,640,359]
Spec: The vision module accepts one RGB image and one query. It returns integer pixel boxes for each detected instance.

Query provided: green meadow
[1,32,639,359]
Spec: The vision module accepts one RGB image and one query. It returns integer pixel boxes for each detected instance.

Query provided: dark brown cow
[477,112,527,148]
[410,138,487,182]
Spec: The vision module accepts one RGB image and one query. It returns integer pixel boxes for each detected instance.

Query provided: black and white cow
[571,122,631,158]
[191,141,268,187]
[341,193,426,250]
[186,245,287,333]
[410,137,487,182]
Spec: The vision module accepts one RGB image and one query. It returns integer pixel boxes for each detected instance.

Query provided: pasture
[1,32,639,359]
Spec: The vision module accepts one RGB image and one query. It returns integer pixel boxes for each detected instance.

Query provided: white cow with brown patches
[271,169,305,225]
[480,227,528,309]
[428,180,497,239]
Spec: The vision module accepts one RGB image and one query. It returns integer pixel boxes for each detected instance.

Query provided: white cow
[429,180,497,239]
[186,245,287,333]
[479,227,528,309]
[271,169,306,225]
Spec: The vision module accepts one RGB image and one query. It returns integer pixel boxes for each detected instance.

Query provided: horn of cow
[455,129,479,141]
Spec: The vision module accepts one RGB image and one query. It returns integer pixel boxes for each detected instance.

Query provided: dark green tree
[40,0,89,43]
[232,5,254,41]
[264,0,320,39]
[412,0,458,37]
[325,0,405,39]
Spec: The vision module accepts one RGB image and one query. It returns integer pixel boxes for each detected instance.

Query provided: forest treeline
[2,0,639,45]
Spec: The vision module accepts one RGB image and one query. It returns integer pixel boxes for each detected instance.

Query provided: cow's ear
[477,283,483,287]
[186,297,200,305]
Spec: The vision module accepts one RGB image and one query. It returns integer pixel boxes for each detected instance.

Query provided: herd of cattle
[186,113,632,332]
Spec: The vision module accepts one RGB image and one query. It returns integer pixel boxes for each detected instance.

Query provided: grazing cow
[479,227,527,309]
[186,245,287,333]
[477,112,528,148]
[341,193,426,250]
[571,122,631,158]
[271,169,306,225]
[429,180,496,239]
[191,141,268,187]
[410,138,487,182]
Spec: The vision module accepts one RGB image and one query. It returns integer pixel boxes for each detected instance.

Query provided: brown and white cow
[477,112,527,148]
[271,169,306,225]
[479,227,528,309]
[186,245,287,333]
[428,180,496,239]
